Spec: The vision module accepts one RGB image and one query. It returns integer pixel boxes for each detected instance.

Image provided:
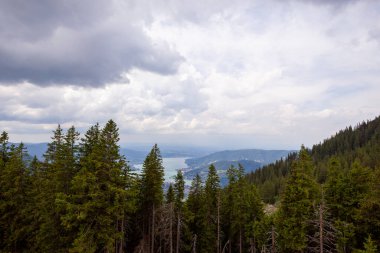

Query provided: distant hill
[22,143,213,164]
[186,149,292,167]
[184,159,263,186]
[184,149,293,186]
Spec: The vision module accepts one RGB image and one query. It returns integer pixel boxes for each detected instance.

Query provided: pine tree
[357,166,380,247]
[225,165,264,253]
[0,131,9,167]
[167,184,175,204]
[186,174,206,253]
[58,120,130,252]
[0,143,32,252]
[140,144,165,253]
[360,235,378,253]
[32,125,73,252]
[277,146,320,252]
[203,164,221,253]
[174,170,185,253]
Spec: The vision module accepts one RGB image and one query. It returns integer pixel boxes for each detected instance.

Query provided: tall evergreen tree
[203,164,221,253]
[174,170,185,253]
[31,125,74,252]
[166,183,175,204]
[186,174,206,253]
[277,146,320,252]
[224,165,264,252]
[0,131,9,167]
[139,144,165,253]
[58,120,130,252]
[357,166,380,246]
[0,143,32,252]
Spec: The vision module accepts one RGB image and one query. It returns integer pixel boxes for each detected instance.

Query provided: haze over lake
[133,157,189,183]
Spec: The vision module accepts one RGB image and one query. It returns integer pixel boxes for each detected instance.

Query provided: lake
[133,157,192,184]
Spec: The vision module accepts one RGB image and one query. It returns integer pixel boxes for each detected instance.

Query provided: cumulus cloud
[1,0,380,149]
[0,0,183,86]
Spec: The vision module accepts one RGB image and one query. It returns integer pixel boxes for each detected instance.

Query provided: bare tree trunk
[152,204,155,253]
[319,204,323,253]
[217,193,220,253]
[176,213,180,253]
[222,240,229,253]
[119,218,124,253]
[192,234,197,253]
[239,228,242,253]
[271,225,275,253]
[170,204,173,253]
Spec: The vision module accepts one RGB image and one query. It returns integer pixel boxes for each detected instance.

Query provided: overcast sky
[1,0,379,149]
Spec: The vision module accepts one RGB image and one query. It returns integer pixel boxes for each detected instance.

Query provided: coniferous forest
[1,117,380,253]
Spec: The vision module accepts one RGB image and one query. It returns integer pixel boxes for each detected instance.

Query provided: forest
[1,117,380,253]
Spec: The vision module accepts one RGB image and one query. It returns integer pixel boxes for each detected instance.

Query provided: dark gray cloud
[0,0,183,86]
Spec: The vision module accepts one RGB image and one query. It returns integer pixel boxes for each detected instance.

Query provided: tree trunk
[152,204,155,253]
[239,228,242,253]
[217,193,220,253]
[176,213,180,253]
[170,204,173,253]
[118,218,124,253]
[271,225,275,253]
[222,240,229,253]
[319,204,323,253]
[192,234,197,253]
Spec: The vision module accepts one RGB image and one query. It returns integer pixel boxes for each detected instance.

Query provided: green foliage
[0,143,32,252]
[62,120,130,252]
[362,235,378,253]
[166,183,175,204]
[185,174,207,253]
[140,144,165,208]
[277,146,320,252]
[1,115,380,252]
[174,170,185,211]
[223,164,264,251]
[247,116,380,203]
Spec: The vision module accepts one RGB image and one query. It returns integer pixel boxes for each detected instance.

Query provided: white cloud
[1,0,380,149]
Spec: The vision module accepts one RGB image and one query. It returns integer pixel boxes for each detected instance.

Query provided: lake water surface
[134,157,191,184]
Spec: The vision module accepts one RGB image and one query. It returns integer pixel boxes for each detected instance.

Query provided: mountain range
[21,143,293,186]
[183,149,293,185]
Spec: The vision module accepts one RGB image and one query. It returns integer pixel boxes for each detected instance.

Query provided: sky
[1,0,380,150]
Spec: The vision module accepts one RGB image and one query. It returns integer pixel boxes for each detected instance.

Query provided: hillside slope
[248,115,380,203]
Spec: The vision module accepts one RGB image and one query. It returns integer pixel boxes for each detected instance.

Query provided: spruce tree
[203,164,221,253]
[166,184,175,204]
[224,165,264,252]
[0,143,32,252]
[357,166,380,247]
[174,170,185,253]
[31,125,74,252]
[140,144,165,253]
[277,146,319,252]
[59,120,130,252]
[360,235,378,253]
[186,174,206,253]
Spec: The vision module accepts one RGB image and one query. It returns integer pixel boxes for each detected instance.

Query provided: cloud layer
[1,0,380,149]
[0,0,183,86]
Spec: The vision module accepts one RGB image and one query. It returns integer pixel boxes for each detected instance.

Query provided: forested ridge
[248,116,380,203]
[1,118,379,252]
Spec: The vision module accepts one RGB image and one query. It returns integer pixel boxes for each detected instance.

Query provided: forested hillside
[1,118,379,252]
[247,116,380,203]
